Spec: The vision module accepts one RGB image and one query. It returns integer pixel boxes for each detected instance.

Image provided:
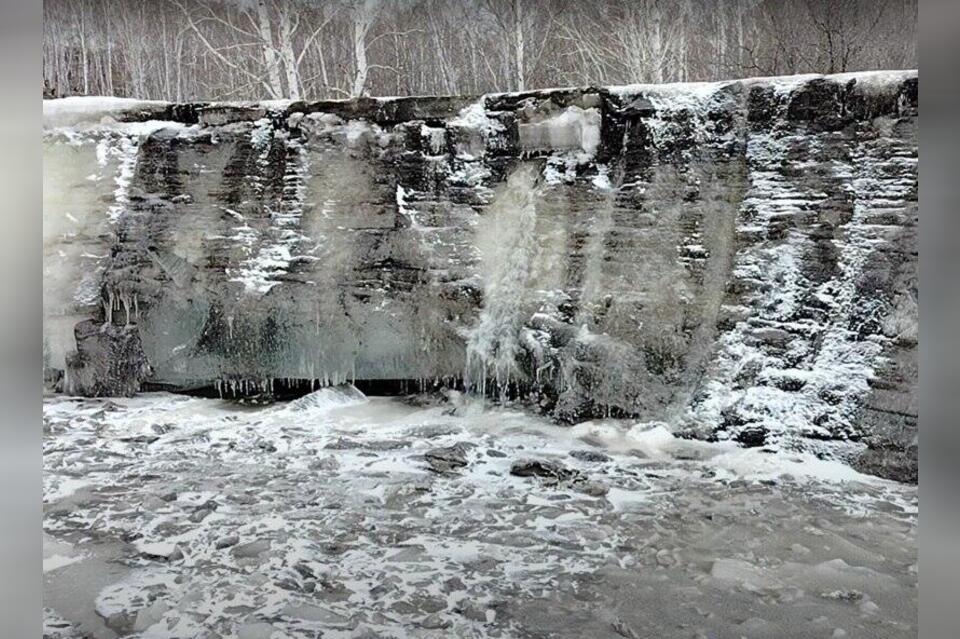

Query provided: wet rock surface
[44,393,916,638]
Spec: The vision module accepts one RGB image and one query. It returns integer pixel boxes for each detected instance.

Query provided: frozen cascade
[229,119,310,294]
[575,133,626,322]
[43,117,190,383]
[682,72,917,460]
[42,72,917,479]
[97,133,141,223]
[465,162,542,399]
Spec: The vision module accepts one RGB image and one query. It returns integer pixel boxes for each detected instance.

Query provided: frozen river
[43,390,916,638]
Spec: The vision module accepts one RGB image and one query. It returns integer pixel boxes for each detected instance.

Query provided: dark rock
[119,434,160,445]
[424,444,468,474]
[419,613,451,629]
[325,438,363,450]
[366,439,412,451]
[103,611,137,634]
[510,458,577,481]
[569,450,612,463]
[786,78,849,130]
[256,440,278,453]
[455,601,491,623]
[139,543,183,561]
[238,394,276,406]
[215,535,239,549]
[189,507,215,523]
[735,426,768,448]
[749,327,794,349]
[197,104,267,126]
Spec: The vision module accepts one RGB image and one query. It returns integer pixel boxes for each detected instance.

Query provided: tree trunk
[256,0,284,99]
[352,19,369,97]
[104,2,114,96]
[278,6,301,100]
[651,5,664,83]
[513,0,525,91]
[351,0,379,97]
[77,0,89,94]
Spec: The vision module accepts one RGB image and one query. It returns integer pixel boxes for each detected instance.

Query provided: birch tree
[347,0,381,97]
[255,0,285,97]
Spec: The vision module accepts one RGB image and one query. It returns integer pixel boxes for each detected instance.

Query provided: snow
[395,184,417,225]
[591,166,613,191]
[43,476,90,503]
[420,123,446,154]
[709,447,876,484]
[447,100,505,135]
[608,70,915,115]
[254,98,294,111]
[609,79,728,106]
[826,69,916,91]
[96,134,140,223]
[624,423,679,456]
[43,96,167,128]
[610,70,913,100]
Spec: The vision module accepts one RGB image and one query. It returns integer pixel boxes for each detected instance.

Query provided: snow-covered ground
[43,390,916,638]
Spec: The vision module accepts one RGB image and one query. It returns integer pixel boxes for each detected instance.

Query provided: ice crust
[42,393,917,638]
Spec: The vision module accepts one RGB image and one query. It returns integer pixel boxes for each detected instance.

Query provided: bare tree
[347,0,381,96]
[42,0,918,101]
[804,0,894,74]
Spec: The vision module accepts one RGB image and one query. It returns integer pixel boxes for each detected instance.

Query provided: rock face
[63,319,151,397]
[42,71,918,480]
